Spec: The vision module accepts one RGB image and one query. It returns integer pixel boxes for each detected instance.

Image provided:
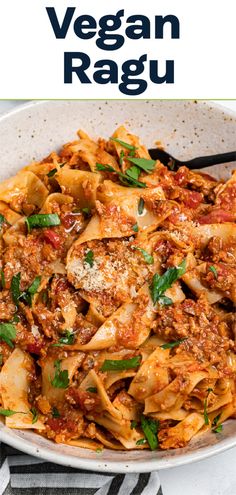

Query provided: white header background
[0,0,235,98]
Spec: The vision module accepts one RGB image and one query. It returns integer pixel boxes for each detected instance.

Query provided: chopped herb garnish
[136,438,147,446]
[0,214,6,228]
[30,407,38,424]
[28,276,41,297]
[126,166,141,181]
[135,247,154,265]
[0,270,5,290]
[12,315,20,323]
[26,214,61,232]
[52,407,60,418]
[101,355,141,372]
[157,295,173,306]
[212,413,223,433]
[82,207,91,217]
[52,330,75,347]
[126,157,156,173]
[84,250,94,267]
[168,159,175,170]
[130,420,138,429]
[47,168,57,177]
[161,338,187,350]
[204,398,209,425]
[150,259,186,305]
[138,198,145,215]
[0,323,16,348]
[0,354,3,366]
[50,359,69,389]
[209,266,218,279]
[207,388,213,394]
[213,424,223,433]
[96,448,103,453]
[212,413,221,427]
[86,387,97,393]
[141,416,159,450]
[96,163,146,189]
[0,408,19,417]
[11,274,41,307]
[119,150,125,166]
[132,223,139,233]
[11,272,21,305]
[60,162,66,168]
[111,137,137,151]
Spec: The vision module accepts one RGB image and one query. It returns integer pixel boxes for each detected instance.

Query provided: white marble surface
[0,99,236,495]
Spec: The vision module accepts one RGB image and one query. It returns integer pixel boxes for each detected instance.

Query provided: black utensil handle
[186,151,236,169]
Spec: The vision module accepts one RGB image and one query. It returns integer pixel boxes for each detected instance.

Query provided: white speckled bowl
[0,100,236,472]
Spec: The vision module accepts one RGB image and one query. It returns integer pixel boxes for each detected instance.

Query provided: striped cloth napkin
[0,443,162,495]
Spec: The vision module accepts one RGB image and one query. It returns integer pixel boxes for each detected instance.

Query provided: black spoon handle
[185,151,236,169]
[148,149,236,170]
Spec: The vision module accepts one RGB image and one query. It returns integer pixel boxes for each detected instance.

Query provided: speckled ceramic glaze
[0,100,235,473]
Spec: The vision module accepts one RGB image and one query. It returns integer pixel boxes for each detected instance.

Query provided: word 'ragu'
[46,8,180,96]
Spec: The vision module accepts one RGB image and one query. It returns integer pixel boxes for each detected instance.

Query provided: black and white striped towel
[0,443,162,495]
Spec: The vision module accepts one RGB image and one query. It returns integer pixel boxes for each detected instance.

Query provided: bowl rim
[0,99,236,473]
[1,424,236,473]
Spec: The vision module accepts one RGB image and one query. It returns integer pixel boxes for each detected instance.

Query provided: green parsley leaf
[130,420,138,429]
[96,448,103,453]
[11,315,20,323]
[136,438,147,446]
[0,408,19,417]
[26,214,61,232]
[28,276,41,295]
[213,424,223,433]
[96,163,146,189]
[157,296,173,306]
[50,359,69,389]
[161,338,187,350]
[12,274,41,307]
[59,330,75,345]
[126,166,141,181]
[138,198,145,215]
[110,137,137,151]
[212,413,221,427]
[10,272,21,305]
[132,223,139,233]
[82,207,91,217]
[0,214,6,228]
[101,355,141,372]
[168,159,175,170]
[141,416,159,450]
[207,387,213,394]
[0,270,5,290]
[209,266,218,279]
[150,259,186,305]
[126,157,156,173]
[0,323,16,348]
[135,247,154,265]
[47,168,57,177]
[84,250,94,267]
[51,330,75,347]
[119,150,125,166]
[204,398,209,425]
[86,387,97,393]
[52,407,60,418]
[30,407,38,424]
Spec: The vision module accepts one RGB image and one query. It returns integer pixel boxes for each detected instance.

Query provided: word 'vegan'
[46,8,180,95]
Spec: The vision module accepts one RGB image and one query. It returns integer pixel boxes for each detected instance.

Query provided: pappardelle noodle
[0,126,235,451]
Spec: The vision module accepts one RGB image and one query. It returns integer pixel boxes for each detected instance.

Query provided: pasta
[0,125,235,452]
